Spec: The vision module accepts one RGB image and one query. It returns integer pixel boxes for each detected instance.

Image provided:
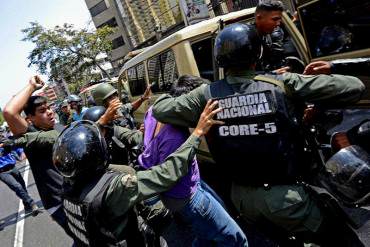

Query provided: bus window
[147,55,162,92]
[147,50,178,93]
[299,0,370,58]
[127,63,147,96]
[191,38,215,81]
[162,50,178,90]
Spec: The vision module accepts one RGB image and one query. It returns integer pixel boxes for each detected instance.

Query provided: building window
[89,1,108,17]
[112,36,125,49]
[97,18,118,29]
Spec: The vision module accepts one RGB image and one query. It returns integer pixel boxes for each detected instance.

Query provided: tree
[0,108,4,126]
[22,22,116,92]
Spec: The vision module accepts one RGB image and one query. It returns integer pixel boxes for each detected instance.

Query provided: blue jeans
[178,184,248,247]
[0,166,34,208]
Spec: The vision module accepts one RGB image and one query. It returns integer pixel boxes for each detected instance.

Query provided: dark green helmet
[92,83,117,106]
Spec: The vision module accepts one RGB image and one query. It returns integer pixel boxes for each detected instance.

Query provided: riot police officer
[82,106,136,166]
[52,100,221,247]
[68,94,88,122]
[151,23,365,246]
[92,83,151,129]
[82,106,176,247]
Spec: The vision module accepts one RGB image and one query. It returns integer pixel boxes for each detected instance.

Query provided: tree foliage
[0,108,4,126]
[22,22,115,92]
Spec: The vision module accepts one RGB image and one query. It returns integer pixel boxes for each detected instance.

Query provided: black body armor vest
[63,171,143,247]
[204,75,306,185]
[104,127,129,165]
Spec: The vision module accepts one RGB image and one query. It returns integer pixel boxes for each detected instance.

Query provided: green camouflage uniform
[15,129,200,239]
[152,71,365,236]
[58,111,73,126]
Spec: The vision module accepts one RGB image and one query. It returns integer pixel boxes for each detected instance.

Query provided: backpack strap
[253,75,292,97]
[84,171,125,245]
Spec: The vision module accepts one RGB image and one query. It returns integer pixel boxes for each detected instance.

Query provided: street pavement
[0,160,73,247]
[0,160,193,247]
[2,160,369,247]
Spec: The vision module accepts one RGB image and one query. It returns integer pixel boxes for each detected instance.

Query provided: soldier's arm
[331,58,370,76]
[113,125,143,147]
[152,84,208,128]
[283,72,365,105]
[14,130,59,149]
[105,134,201,214]
[304,58,370,76]
[105,100,222,214]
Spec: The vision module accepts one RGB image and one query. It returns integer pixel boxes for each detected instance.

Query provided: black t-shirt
[25,126,63,209]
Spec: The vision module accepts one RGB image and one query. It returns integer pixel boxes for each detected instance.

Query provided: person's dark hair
[170,75,210,97]
[256,0,284,13]
[24,96,48,116]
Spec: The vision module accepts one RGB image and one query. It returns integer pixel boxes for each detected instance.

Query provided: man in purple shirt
[138,75,248,247]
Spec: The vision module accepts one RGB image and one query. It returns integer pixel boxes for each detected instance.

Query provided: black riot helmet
[82,106,106,122]
[52,120,108,179]
[214,23,261,68]
[320,144,370,206]
[67,94,82,103]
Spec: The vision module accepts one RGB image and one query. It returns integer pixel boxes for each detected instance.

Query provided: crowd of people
[1,0,369,246]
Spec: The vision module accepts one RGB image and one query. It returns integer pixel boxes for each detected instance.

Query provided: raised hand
[303,61,331,75]
[29,75,45,90]
[193,100,224,137]
[98,98,122,126]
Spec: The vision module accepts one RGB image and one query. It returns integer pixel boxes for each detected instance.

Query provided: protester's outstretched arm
[3,76,44,136]
[1,130,58,151]
[130,85,151,112]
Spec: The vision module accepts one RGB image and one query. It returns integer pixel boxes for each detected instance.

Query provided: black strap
[206,75,290,100]
[84,171,124,246]
[253,75,292,97]
[81,171,117,203]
